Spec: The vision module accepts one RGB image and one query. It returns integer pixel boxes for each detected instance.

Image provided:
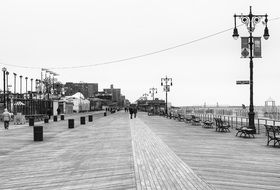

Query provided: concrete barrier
[88,115,93,122]
[80,116,86,125]
[44,118,49,123]
[33,126,43,141]
[68,119,74,128]
[29,117,34,126]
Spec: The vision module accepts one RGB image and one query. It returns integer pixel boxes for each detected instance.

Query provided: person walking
[133,107,138,118]
[2,108,11,130]
[57,107,61,115]
[129,106,134,119]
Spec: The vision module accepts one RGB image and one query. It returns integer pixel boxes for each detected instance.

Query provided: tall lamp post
[19,75,23,95]
[6,71,9,108]
[161,76,172,115]
[25,77,28,98]
[149,87,157,114]
[13,73,17,94]
[233,6,269,132]
[149,87,157,101]
[2,67,7,108]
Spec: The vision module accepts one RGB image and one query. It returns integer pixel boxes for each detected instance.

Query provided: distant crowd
[125,106,138,119]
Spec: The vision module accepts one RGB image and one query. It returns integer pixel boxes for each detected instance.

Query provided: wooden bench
[214,118,230,132]
[192,117,201,126]
[265,125,280,147]
[235,126,255,138]
[202,120,214,128]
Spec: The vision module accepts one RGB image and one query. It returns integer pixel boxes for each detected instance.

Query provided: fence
[193,113,280,134]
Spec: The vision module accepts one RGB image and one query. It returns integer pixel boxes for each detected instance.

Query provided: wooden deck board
[140,113,280,190]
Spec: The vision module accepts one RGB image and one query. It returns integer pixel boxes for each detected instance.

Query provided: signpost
[236,80,250,85]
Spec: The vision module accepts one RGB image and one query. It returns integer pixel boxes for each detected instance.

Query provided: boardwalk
[0,111,279,190]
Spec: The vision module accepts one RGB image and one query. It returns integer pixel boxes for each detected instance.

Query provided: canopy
[14,101,25,106]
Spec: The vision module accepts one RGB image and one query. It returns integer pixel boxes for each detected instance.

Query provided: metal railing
[193,113,280,134]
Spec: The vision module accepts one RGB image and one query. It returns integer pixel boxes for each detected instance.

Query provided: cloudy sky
[0,0,280,106]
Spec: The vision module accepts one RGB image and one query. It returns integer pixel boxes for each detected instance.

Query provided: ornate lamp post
[2,67,7,107]
[149,87,157,114]
[233,6,269,133]
[161,76,172,115]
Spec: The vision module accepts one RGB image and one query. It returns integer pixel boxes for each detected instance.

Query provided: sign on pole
[236,80,250,85]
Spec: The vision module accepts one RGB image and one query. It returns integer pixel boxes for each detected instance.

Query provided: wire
[1,16,279,70]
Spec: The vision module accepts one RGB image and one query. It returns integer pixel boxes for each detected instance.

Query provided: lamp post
[19,75,23,95]
[233,6,269,133]
[13,73,17,94]
[25,77,28,98]
[2,67,7,107]
[149,87,157,114]
[149,87,157,101]
[6,71,9,108]
[161,76,172,115]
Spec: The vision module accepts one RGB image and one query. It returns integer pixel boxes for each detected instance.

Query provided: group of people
[128,106,137,119]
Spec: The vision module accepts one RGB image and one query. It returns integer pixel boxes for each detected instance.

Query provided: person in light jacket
[2,108,11,130]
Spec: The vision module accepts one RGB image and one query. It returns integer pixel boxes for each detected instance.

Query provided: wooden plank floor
[0,112,135,190]
[1,111,280,190]
[140,113,280,190]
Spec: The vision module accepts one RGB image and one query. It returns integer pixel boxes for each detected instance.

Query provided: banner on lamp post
[241,37,262,58]
[253,37,262,58]
[241,37,250,58]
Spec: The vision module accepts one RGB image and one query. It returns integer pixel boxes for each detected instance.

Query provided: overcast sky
[0,0,280,106]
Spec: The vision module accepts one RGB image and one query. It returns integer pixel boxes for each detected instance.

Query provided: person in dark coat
[47,108,52,119]
[57,107,61,115]
[129,107,134,119]
[133,107,138,118]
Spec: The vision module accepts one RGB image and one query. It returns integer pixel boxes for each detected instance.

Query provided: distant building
[64,82,98,98]
[103,84,122,106]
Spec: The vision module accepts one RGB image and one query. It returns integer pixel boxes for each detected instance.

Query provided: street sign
[236,80,250,85]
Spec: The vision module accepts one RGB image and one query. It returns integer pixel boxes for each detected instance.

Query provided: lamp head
[263,26,269,40]
[232,27,239,40]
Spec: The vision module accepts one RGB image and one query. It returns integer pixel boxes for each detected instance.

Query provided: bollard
[33,126,43,141]
[104,112,107,116]
[60,115,64,120]
[80,116,86,125]
[68,119,74,129]
[88,115,93,122]
[53,115,57,122]
[44,118,49,123]
[29,117,35,126]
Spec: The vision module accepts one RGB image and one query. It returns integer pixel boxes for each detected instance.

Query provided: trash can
[29,117,35,126]
[60,115,65,120]
[44,118,49,123]
[80,116,85,125]
[68,119,74,129]
[53,115,57,122]
[33,126,43,141]
[88,115,93,122]
[104,112,107,116]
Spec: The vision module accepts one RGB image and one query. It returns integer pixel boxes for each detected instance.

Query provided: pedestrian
[129,106,134,119]
[2,108,11,130]
[47,108,52,119]
[133,107,138,118]
[57,107,61,115]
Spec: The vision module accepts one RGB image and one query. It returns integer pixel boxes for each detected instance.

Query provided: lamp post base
[248,111,256,134]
